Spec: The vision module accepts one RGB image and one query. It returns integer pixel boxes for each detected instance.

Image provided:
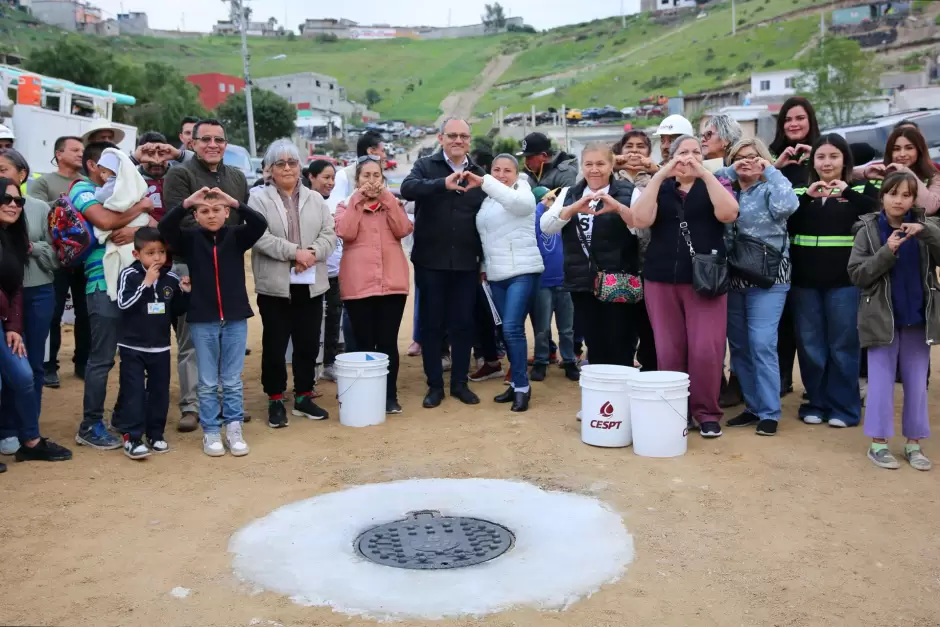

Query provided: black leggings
[570,292,638,367]
[257,286,323,397]
[344,295,407,400]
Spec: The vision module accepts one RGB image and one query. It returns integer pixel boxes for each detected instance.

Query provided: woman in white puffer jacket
[471,153,544,412]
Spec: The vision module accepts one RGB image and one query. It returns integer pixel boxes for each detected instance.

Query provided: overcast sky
[91,0,641,33]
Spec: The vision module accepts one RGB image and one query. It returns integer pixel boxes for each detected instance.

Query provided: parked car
[307,154,343,167]
[385,158,398,171]
[223,144,255,181]
[250,157,264,179]
[621,106,637,117]
[566,109,583,121]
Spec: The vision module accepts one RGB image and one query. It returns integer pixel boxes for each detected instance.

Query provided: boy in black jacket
[158,187,267,458]
[116,228,190,460]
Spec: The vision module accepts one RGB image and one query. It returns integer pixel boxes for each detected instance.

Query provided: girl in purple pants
[848,171,940,471]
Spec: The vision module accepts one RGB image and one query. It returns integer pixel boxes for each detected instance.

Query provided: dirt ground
[2,267,940,627]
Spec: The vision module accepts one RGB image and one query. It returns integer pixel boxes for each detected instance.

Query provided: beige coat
[249,184,336,299]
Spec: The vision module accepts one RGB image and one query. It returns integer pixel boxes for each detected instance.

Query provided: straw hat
[81,119,126,145]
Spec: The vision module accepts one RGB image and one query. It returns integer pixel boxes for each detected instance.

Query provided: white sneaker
[0,436,20,455]
[148,438,170,453]
[320,365,336,382]
[224,422,250,457]
[802,415,823,425]
[828,418,848,428]
[576,410,582,422]
[442,355,452,372]
[203,432,225,457]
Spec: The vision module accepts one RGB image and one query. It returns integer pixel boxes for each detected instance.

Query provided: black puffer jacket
[401,150,486,272]
[560,177,638,292]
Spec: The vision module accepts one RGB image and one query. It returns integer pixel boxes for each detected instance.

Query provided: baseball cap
[654,115,695,137]
[532,186,550,202]
[517,132,552,157]
[0,125,15,140]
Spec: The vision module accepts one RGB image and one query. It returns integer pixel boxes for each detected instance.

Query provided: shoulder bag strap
[675,192,696,258]
[573,215,601,271]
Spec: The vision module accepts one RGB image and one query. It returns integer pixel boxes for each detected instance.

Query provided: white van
[823,109,940,161]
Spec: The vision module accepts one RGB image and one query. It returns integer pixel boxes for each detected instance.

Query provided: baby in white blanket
[94,148,149,301]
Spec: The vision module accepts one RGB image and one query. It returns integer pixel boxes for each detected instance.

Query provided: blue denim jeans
[0,319,41,442]
[0,284,55,440]
[727,284,789,421]
[792,285,862,425]
[488,273,540,390]
[533,286,575,365]
[189,319,248,433]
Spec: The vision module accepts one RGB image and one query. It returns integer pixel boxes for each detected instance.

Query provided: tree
[795,36,880,126]
[216,88,296,152]
[25,36,205,139]
[364,88,382,107]
[482,2,507,32]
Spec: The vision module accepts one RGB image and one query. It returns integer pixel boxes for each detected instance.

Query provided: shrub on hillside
[316,33,338,43]
[763,58,776,67]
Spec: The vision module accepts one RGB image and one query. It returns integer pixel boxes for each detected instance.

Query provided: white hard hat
[81,119,126,145]
[0,124,15,141]
[654,115,694,137]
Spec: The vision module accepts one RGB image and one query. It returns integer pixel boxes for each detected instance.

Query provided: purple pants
[863,326,931,440]
[644,281,727,425]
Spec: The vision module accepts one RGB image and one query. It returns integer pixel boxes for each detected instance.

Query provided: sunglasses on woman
[0,194,25,208]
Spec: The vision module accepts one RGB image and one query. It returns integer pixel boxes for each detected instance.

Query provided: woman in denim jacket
[714,138,799,436]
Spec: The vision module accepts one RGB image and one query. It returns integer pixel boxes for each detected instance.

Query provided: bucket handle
[335,367,365,402]
[657,391,690,436]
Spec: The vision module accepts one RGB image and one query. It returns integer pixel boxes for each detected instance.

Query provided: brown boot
[178,411,199,433]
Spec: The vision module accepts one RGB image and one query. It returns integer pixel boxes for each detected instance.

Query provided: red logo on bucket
[599,401,614,418]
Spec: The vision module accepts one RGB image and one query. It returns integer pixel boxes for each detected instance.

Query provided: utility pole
[731,0,736,36]
[231,0,257,157]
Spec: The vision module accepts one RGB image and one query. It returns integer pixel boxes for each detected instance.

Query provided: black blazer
[400,150,486,272]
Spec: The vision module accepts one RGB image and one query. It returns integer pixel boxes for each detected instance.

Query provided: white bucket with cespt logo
[629,371,690,458]
[579,364,638,447]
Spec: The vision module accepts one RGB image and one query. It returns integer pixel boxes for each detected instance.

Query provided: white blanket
[95,148,149,301]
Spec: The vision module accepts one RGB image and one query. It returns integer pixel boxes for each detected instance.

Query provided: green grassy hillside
[0,0,832,123]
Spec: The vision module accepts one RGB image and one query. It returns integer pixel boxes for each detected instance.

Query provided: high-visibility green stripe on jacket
[787,180,880,289]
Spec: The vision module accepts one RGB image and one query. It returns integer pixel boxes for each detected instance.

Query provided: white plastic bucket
[579,364,638,447]
[629,371,690,458]
[334,352,389,428]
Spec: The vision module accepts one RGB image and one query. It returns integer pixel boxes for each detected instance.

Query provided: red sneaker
[469,361,504,382]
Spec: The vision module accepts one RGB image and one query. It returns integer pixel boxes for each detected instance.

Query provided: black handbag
[728,225,784,290]
[676,202,729,298]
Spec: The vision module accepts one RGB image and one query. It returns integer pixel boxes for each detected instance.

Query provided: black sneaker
[451,384,480,405]
[700,422,723,438]
[122,435,150,460]
[0,461,5,473]
[423,387,445,408]
[268,400,289,428]
[292,395,329,420]
[756,419,778,436]
[386,399,402,414]
[563,362,580,381]
[44,369,60,389]
[779,384,793,398]
[726,410,759,427]
[530,363,547,382]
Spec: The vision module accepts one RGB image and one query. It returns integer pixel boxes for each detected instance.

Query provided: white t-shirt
[576,185,609,257]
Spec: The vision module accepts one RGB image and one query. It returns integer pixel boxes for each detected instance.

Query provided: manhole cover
[355,510,514,570]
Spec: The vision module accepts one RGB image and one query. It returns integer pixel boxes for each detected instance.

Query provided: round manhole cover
[355,510,514,570]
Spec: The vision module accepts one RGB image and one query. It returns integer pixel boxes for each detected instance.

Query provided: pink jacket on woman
[335,188,414,300]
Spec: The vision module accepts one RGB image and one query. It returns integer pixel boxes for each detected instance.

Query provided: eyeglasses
[273,159,300,169]
[196,136,228,145]
[701,131,716,141]
[443,133,471,141]
[357,155,381,164]
[0,194,25,208]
